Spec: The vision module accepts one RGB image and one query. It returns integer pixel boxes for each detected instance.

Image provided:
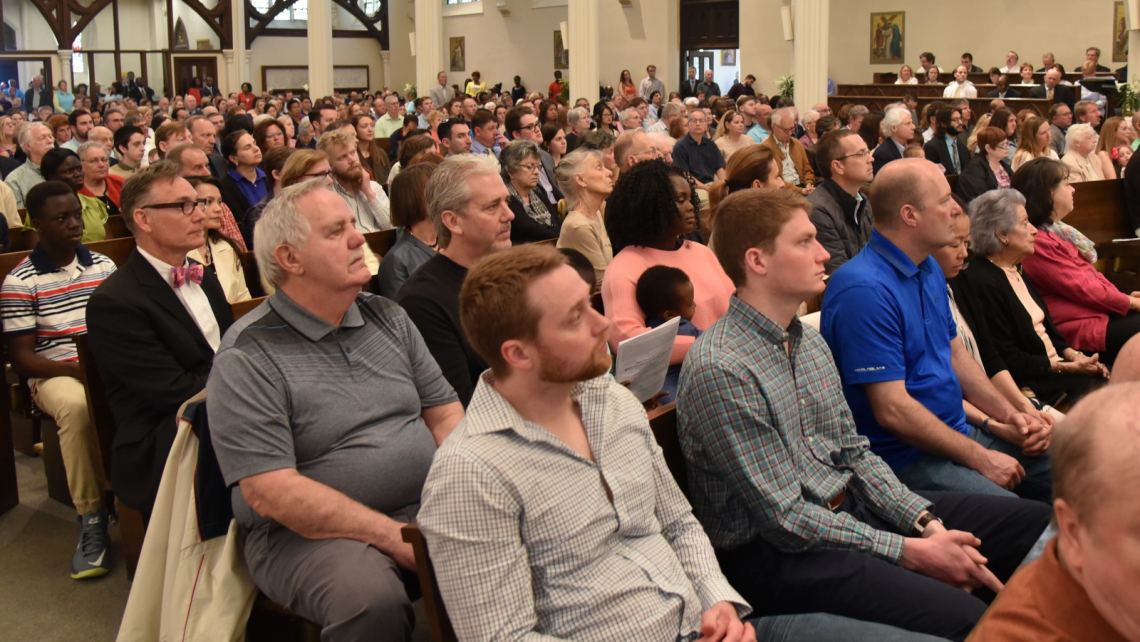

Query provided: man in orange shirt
[969,383,1140,642]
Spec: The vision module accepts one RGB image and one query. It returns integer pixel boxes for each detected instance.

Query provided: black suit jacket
[1029,84,1076,112]
[872,138,904,175]
[86,249,234,512]
[923,135,971,175]
[987,87,1022,99]
[219,172,253,224]
[207,153,229,181]
[680,78,700,99]
[27,86,52,109]
[959,256,1072,386]
[954,155,1013,204]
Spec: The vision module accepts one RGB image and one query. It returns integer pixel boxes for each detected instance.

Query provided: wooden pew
[401,523,458,642]
[829,96,1050,120]
[363,228,398,259]
[874,71,1084,85]
[0,345,17,515]
[836,84,975,99]
[104,215,130,239]
[73,333,146,579]
[239,252,266,298]
[231,296,267,320]
[1064,179,1140,293]
[647,402,689,500]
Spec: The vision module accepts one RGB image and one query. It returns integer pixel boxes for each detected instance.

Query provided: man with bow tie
[87,162,234,519]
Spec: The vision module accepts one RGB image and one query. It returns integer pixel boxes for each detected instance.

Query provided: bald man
[821,160,1055,502]
[970,383,1140,641]
[1108,335,1140,383]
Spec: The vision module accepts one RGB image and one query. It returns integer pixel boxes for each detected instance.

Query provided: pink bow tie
[171,264,204,288]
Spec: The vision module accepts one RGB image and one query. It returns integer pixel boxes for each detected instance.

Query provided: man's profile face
[443,123,472,155]
[836,134,874,184]
[35,194,85,251]
[764,208,830,299]
[293,190,372,290]
[917,169,961,248]
[318,109,337,132]
[189,120,216,154]
[475,121,497,147]
[135,177,206,254]
[180,148,210,176]
[526,265,612,383]
[209,114,225,133]
[517,113,542,142]
[919,56,932,69]
[892,111,915,142]
[739,99,756,116]
[74,114,93,139]
[1055,106,1073,127]
[329,144,363,184]
[1082,108,1102,128]
[447,173,514,255]
[623,112,642,130]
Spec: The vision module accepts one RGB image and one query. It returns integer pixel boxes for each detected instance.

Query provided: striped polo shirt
[1,244,117,362]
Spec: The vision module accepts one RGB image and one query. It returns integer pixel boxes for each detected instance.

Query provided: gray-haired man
[209,179,464,642]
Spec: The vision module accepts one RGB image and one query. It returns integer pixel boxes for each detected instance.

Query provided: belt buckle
[827,491,845,512]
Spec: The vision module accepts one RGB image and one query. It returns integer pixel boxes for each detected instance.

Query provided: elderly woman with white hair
[959,188,1107,405]
[502,140,560,245]
[565,107,589,150]
[798,109,822,148]
[1060,123,1104,182]
[555,148,615,287]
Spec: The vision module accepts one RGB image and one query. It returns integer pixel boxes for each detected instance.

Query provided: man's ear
[273,243,304,277]
[898,203,921,229]
[131,208,154,235]
[440,209,463,238]
[743,246,770,278]
[500,338,535,373]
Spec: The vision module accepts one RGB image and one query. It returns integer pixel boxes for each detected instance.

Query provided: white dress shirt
[942,81,978,98]
[137,246,221,352]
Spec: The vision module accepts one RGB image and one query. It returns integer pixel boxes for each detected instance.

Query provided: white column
[307,0,335,97]
[226,0,249,93]
[381,50,392,92]
[414,0,443,99]
[792,0,829,111]
[567,0,599,105]
[57,50,73,89]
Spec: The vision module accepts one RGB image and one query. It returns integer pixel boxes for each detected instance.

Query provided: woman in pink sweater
[1014,158,1140,364]
[602,160,735,364]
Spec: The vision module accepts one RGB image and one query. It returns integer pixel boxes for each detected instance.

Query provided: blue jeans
[894,426,1052,503]
[751,613,944,641]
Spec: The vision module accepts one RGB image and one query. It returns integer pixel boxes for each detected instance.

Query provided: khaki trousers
[33,376,107,515]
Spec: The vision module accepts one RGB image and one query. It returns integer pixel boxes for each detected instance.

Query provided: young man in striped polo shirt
[1,180,117,578]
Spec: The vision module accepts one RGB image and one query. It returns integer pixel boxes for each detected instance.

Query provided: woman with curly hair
[601,159,734,364]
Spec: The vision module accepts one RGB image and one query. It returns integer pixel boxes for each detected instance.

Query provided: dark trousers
[1104,312,1140,366]
[717,491,1051,642]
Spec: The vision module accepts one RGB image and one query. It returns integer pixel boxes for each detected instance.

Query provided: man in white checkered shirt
[417,245,941,642]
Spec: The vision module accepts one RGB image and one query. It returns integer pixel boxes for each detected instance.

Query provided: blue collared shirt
[470,140,500,158]
[820,229,967,470]
[228,167,268,210]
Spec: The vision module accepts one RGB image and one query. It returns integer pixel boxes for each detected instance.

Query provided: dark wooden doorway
[679,0,738,89]
[684,51,715,81]
[173,56,218,97]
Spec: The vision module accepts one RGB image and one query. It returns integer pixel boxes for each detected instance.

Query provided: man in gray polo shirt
[208,179,464,642]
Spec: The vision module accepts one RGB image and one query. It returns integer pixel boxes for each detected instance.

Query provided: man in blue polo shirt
[821,159,1053,503]
[672,109,724,188]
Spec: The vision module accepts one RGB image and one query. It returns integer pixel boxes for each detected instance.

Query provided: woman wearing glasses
[77,141,124,218]
[502,140,560,245]
[955,127,1014,205]
[187,177,252,304]
[253,118,288,157]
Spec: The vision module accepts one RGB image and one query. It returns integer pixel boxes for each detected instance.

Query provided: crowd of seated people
[2,47,1139,642]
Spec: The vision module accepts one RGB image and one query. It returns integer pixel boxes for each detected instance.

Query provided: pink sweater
[601,242,735,365]
[1021,228,1131,352]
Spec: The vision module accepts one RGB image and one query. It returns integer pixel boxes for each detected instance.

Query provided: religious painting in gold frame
[870,12,904,65]
[1114,2,1128,63]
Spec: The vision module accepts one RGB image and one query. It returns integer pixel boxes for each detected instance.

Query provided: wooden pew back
[647,403,689,499]
[402,523,458,642]
[364,228,398,258]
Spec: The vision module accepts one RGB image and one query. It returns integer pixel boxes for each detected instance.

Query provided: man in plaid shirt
[678,189,1052,642]
[419,245,937,642]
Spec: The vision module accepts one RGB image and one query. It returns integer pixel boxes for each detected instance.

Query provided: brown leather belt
[827,490,846,511]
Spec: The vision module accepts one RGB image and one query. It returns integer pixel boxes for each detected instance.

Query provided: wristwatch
[913,512,944,536]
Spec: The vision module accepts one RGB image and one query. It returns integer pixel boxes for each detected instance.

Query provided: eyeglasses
[516,162,541,173]
[143,199,207,215]
[839,149,873,160]
[519,122,539,132]
[303,170,332,179]
[265,131,284,140]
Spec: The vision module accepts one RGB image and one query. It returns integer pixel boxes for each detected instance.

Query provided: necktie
[1048,88,1054,101]
[171,264,204,288]
[948,139,960,174]
[954,84,962,98]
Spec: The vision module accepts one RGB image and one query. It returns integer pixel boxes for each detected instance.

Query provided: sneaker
[70,508,110,579]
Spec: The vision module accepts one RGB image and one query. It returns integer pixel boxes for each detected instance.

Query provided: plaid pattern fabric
[677,296,931,562]
[217,203,248,253]
[419,372,748,642]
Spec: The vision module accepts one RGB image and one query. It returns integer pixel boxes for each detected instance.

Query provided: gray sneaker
[70,508,110,579]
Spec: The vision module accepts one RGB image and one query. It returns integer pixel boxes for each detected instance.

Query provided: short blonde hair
[317,128,356,155]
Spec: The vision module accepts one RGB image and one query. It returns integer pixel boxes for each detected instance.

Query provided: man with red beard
[397,155,514,407]
[318,129,391,233]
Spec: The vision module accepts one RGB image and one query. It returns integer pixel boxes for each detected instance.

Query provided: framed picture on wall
[722,50,736,66]
[1114,2,1128,63]
[554,31,568,70]
[450,37,465,72]
[869,12,904,65]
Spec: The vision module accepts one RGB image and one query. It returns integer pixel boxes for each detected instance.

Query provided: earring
[1001,239,1009,246]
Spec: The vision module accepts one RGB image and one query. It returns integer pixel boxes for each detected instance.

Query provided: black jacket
[871,138,904,175]
[507,187,561,244]
[1123,149,1140,235]
[219,172,254,224]
[954,155,1013,205]
[948,272,1008,378]
[207,153,229,181]
[958,256,1071,384]
[86,249,234,513]
[987,87,1022,99]
[679,78,700,99]
[1029,84,1076,112]
[806,179,873,274]
[923,134,971,175]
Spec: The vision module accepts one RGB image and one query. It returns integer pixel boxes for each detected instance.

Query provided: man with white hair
[209,179,464,642]
[872,107,916,175]
[999,51,1020,74]
[1031,68,1077,112]
[397,155,514,407]
[318,130,391,233]
[26,75,52,110]
[619,107,643,132]
[374,95,403,139]
[646,101,684,136]
[697,68,721,98]
[431,71,454,110]
[760,107,815,194]
[1037,52,1056,73]
[5,122,53,209]
[89,126,114,158]
[971,383,1140,641]
[943,66,978,99]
